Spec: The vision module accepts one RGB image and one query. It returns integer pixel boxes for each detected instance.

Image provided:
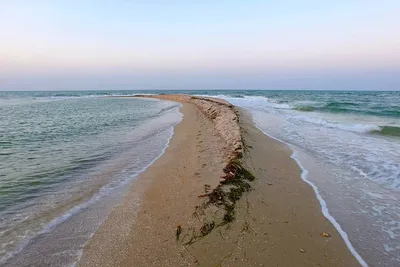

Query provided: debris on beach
[321,232,331,237]
[176,225,182,240]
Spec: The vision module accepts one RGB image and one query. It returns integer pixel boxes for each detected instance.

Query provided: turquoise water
[1,90,399,266]
[0,93,181,265]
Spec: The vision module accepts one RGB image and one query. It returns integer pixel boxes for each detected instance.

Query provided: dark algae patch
[200,221,215,236]
[185,158,255,243]
[206,159,255,225]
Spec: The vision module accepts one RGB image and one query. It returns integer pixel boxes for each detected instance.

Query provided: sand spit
[79,95,360,267]
[136,94,243,158]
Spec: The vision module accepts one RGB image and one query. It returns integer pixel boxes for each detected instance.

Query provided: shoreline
[78,95,361,266]
[251,118,367,266]
[1,98,183,267]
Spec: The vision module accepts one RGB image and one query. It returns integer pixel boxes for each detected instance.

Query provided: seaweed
[183,158,255,243]
[222,204,235,224]
[200,221,215,236]
[202,159,255,229]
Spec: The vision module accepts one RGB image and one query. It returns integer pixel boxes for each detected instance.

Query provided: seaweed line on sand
[174,106,256,245]
[183,154,255,244]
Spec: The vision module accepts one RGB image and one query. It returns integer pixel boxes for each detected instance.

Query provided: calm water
[1,90,399,266]
[0,92,181,265]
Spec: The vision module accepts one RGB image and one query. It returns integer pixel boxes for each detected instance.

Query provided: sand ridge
[136,94,243,158]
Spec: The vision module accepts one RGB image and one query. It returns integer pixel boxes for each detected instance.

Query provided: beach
[3,2,400,265]
[78,95,360,266]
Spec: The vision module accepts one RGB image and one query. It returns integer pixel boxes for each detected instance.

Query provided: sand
[78,95,360,267]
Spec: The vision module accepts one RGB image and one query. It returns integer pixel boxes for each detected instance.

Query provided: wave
[292,102,359,113]
[291,101,400,118]
[227,97,366,115]
[293,106,316,112]
[371,126,400,137]
[298,116,382,133]
[156,104,181,116]
[291,115,400,137]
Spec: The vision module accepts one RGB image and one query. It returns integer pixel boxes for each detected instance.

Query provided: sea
[0,91,182,266]
[0,90,399,266]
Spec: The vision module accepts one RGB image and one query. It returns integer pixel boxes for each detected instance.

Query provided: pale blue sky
[0,1,399,90]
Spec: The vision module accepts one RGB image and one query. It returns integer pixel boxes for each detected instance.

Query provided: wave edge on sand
[251,119,367,267]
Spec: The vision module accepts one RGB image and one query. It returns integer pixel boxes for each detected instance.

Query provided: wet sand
[78,95,360,266]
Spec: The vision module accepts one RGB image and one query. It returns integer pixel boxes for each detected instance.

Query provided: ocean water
[1,90,399,266]
[0,92,182,265]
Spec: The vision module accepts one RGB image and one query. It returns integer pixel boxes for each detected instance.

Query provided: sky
[0,1,399,90]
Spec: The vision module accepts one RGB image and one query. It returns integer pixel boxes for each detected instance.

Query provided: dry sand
[78,95,360,267]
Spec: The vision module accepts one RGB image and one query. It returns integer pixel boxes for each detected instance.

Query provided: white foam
[220,95,388,135]
[293,115,381,133]
[230,95,291,109]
